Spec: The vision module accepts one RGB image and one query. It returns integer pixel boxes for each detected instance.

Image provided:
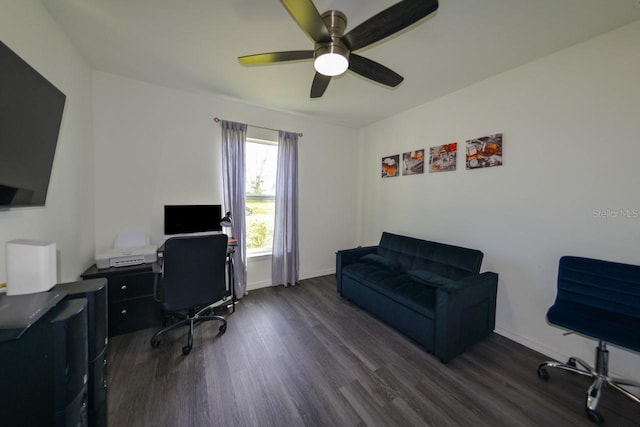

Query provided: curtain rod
[213,117,303,137]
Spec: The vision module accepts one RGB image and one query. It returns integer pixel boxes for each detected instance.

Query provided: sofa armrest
[434,271,498,363]
[336,245,378,294]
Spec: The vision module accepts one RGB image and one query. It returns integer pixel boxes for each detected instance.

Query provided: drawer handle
[121,309,128,316]
[120,284,127,291]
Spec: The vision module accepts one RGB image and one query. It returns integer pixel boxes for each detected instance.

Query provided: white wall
[92,72,359,290]
[0,0,94,283]
[358,21,640,381]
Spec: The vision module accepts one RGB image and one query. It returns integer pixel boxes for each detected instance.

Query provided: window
[245,138,278,255]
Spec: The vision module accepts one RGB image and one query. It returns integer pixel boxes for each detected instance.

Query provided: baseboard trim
[300,269,335,280]
[246,269,335,292]
[246,280,272,291]
[494,327,582,366]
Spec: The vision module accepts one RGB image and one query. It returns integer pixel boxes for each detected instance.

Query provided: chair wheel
[182,345,192,355]
[586,408,604,424]
[219,323,227,334]
[537,366,549,380]
[150,338,161,348]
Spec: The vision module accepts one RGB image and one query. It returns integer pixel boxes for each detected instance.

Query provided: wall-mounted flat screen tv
[0,40,66,207]
[164,205,223,236]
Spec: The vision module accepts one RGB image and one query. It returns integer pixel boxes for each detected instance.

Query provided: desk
[81,263,162,337]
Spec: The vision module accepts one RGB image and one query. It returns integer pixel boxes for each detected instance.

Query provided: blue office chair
[150,234,229,355]
[538,256,640,424]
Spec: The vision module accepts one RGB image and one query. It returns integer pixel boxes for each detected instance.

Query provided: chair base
[150,303,227,355]
[538,340,640,424]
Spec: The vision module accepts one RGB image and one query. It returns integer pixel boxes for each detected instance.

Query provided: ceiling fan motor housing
[314,10,349,61]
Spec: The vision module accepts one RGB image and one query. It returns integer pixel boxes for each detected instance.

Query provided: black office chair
[537,256,640,424]
[150,234,229,355]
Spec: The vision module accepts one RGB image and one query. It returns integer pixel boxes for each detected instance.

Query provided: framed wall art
[466,133,503,169]
[381,154,400,178]
[429,142,457,172]
[402,149,425,175]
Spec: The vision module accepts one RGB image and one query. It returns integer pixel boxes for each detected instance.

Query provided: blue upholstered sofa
[336,232,498,363]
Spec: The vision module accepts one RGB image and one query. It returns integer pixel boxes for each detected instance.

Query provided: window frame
[245,137,278,257]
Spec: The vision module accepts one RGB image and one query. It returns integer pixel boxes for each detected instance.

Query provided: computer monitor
[164,205,223,237]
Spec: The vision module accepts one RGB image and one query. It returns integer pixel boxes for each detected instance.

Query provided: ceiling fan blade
[348,54,404,87]
[310,72,331,98]
[281,0,330,43]
[343,0,438,51]
[238,50,314,65]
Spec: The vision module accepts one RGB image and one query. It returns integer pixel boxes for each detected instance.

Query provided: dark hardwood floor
[107,275,640,426]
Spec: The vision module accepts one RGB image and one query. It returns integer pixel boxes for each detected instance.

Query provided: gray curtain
[272,130,299,287]
[221,120,248,297]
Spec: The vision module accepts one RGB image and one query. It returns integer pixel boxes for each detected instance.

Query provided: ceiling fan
[238,0,439,98]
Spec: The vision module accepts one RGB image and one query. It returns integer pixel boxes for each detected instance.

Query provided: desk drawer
[108,296,161,336]
[107,272,155,303]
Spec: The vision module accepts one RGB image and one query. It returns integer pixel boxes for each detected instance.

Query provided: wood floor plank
[340,379,402,427]
[106,275,640,427]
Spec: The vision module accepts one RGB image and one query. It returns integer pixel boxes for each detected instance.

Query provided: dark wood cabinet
[82,263,161,337]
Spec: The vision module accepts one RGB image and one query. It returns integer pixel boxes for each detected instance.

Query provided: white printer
[96,232,157,269]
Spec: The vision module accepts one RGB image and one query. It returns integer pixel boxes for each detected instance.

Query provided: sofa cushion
[407,270,454,287]
[377,232,483,280]
[359,253,400,271]
[342,262,435,317]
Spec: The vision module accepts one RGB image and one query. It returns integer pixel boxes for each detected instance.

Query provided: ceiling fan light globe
[314,52,348,76]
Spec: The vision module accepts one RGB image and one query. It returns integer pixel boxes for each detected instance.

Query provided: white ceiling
[41,0,640,128]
